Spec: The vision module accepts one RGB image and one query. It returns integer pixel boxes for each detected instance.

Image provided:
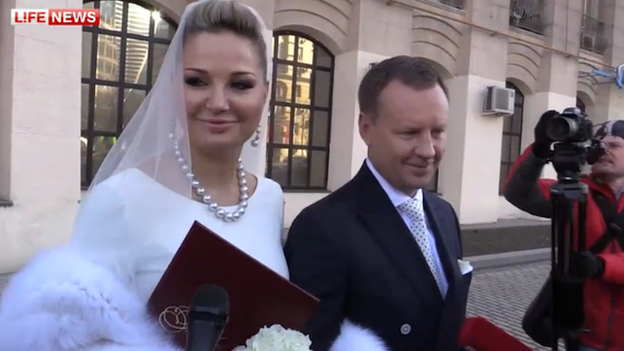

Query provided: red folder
[459,317,532,351]
[147,221,320,351]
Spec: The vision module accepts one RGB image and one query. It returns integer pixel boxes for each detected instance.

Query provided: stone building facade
[0,0,623,273]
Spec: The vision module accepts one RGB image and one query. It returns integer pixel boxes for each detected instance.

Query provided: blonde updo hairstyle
[183,0,268,80]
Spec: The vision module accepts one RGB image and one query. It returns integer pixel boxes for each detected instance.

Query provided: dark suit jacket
[284,163,472,351]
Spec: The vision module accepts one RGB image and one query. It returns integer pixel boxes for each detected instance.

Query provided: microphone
[186,284,230,351]
[458,317,531,351]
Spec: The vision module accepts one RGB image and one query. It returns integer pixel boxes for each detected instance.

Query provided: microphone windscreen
[458,316,476,347]
[189,284,230,318]
[459,317,531,351]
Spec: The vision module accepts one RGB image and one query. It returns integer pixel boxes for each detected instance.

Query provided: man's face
[591,135,624,179]
[359,80,449,196]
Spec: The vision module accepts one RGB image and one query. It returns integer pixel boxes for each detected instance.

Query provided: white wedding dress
[71,168,290,302]
[0,168,387,351]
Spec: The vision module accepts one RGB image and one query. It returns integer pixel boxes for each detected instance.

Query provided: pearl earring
[251,125,261,147]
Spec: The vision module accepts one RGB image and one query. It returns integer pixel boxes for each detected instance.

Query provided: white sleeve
[0,244,181,351]
[70,176,137,259]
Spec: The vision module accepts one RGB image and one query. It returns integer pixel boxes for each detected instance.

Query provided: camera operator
[504,111,624,351]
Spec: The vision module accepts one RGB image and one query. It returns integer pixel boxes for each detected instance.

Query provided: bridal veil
[72,0,271,241]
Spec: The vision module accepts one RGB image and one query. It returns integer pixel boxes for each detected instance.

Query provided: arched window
[266,32,334,190]
[81,0,176,186]
[499,82,524,194]
[576,97,586,113]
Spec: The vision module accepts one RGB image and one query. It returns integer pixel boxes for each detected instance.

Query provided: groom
[284,56,472,351]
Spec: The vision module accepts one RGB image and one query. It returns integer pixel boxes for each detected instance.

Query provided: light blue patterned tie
[399,198,443,292]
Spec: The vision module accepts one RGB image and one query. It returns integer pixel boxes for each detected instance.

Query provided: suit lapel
[354,164,442,307]
[423,192,461,292]
[423,192,464,351]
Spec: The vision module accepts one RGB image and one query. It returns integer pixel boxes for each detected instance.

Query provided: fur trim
[0,246,181,351]
[330,320,389,351]
[0,247,388,351]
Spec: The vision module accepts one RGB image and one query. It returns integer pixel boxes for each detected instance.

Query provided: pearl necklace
[168,131,249,223]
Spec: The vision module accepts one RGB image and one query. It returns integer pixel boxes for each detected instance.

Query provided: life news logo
[10,8,100,26]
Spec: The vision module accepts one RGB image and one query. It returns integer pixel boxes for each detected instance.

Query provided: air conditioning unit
[581,33,596,51]
[482,86,514,116]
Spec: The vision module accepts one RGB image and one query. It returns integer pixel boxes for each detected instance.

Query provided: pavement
[466,260,561,350]
[468,248,550,270]
[461,218,551,257]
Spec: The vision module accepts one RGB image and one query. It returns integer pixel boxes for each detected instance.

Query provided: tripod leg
[550,183,588,351]
[577,192,587,251]
[550,190,571,351]
[565,336,581,351]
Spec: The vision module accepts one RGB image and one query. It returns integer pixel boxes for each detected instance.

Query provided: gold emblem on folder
[158,306,189,333]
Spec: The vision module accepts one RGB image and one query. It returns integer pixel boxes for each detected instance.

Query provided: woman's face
[182,31,267,155]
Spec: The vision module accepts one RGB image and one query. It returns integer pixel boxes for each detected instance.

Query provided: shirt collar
[366,158,422,208]
[589,173,624,200]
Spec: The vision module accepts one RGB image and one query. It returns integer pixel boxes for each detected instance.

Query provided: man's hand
[533,110,558,160]
[571,251,605,279]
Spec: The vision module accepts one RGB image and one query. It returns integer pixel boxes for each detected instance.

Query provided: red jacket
[504,145,624,351]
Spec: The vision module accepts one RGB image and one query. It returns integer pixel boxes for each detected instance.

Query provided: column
[327,51,369,190]
[0,0,83,274]
[522,59,579,180]
[239,0,275,176]
[327,0,414,190]
[596,0,624,122]
[515,0,580,191]
[0,0,15,202]
[522,0,581,139]
[438,0,509,224]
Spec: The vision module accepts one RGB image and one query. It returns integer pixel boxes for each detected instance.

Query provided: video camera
[523,107,606,351]
[544,107,606,179]
[546,107,594,142]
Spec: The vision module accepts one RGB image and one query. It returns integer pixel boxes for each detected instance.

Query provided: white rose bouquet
[232,324,313,351]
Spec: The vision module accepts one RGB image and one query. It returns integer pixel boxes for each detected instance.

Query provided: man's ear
[358,112,372,146]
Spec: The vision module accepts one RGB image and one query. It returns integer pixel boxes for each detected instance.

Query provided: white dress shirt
[366,158,449,297]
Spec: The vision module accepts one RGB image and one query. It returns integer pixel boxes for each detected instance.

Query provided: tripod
[549,143,588,351]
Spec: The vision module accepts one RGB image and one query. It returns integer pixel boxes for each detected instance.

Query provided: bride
[0,1,388,350]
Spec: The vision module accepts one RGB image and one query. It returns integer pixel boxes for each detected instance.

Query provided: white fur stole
[330,320,389,351]
[0,246,387,351]
[0,246,181,351]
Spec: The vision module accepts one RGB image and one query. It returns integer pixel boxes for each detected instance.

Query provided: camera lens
[546,116,578,141]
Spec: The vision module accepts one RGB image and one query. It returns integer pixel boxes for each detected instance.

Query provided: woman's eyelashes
[184,77,206,87]
[231,80,254,90]
[183,77,255,91]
